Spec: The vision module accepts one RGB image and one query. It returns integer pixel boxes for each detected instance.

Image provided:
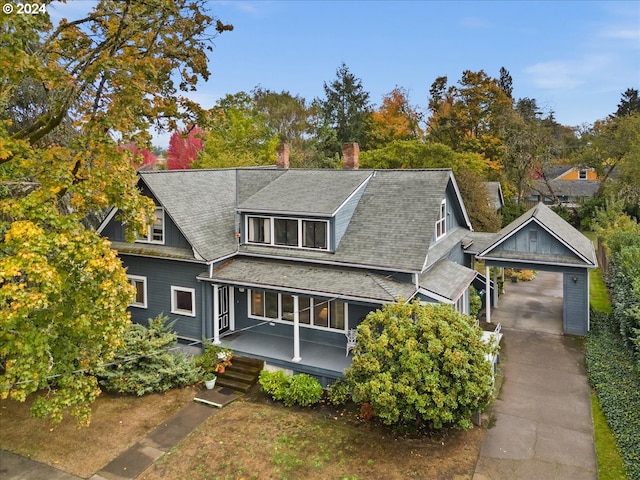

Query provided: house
[98,144,481,385]
[529,166,600,208]
[484,181,505,213]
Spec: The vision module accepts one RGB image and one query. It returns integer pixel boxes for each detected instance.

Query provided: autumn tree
[345,301,494,430]
[367,87,424,149]
[1,1,231,424]
[426,70,513,165]
[121,143,158,169]
[318,63,372,156]
[194,92,278,168]
[167,127,205,170]
[252,88,327,167]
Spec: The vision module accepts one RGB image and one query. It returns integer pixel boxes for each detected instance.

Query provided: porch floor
[217,329,353,375]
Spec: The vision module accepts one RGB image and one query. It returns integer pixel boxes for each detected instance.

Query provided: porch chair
[345,328,357,356]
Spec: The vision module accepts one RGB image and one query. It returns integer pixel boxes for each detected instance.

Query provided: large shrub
[96,315,200,396]
[587,311,640,479]
[259,370,323,407]
[345,301,494,430]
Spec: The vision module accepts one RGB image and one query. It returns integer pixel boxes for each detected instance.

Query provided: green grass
[591,392,629,480]
[588,264,627,478]
[589,268,612,313]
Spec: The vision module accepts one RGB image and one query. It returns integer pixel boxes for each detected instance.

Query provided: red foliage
[167,127,204,170]
[120,143,157,169]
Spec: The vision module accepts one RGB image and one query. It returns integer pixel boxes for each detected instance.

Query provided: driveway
[474,271,597,479]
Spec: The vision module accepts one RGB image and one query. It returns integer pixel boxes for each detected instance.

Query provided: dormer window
[578,169,587,180]
[246,215,329,250]
[435,199,446,240]
[248,216,270,244]
[136,207,164,244]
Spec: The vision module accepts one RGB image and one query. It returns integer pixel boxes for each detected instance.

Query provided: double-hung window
[171,286,196,317]
[127,275,147,308]
[435,199,446,240]
[274,218,298,246]
[136,207,164,244]
[303,220,327,249]
[248,216,271,244]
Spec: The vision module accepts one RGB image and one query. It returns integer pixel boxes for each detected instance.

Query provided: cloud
[525,56,610,90]
[601,27,640,42]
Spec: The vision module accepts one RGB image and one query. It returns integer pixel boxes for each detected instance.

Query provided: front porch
[217,329,353,386]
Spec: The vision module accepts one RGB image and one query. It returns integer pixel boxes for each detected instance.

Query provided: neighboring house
[529,166,600,208]
[484,181,505,213]
[98,145,481,385]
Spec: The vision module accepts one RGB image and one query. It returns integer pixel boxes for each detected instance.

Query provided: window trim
[247,289,347,332]
[435,199,447,240]
[170,286,196,317]
[578,169,588,180]
[247,215,271,244]
[136,206,165,245]
[245,215,330,251]
[127,275,147,308]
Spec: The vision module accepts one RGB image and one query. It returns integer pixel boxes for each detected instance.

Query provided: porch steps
[215,355,264,393]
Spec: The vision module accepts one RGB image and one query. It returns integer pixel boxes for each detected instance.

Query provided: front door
[218,285,230,333]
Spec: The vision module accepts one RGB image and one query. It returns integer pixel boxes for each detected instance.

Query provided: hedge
[586,311,640,479]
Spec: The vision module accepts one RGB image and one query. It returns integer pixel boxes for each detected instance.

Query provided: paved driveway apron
[474,272,597,479]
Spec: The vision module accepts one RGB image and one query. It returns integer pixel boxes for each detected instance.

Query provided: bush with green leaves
[586,312,640,480]
[96,315,200,396]
[259,370,322,407]
[345,301,494,430]
[259,370,290,402]
[326,378,351,406]
[469,285,482,318]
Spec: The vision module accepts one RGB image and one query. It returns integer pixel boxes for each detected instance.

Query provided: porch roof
[199,258,416,303]
[419,259,477,302]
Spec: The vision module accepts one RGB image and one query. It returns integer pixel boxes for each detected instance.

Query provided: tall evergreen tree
[319,63,372,155]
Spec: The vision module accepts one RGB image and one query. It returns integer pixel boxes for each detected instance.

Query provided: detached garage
[471,203,598,335]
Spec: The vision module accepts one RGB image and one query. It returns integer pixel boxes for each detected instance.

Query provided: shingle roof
[136,168,463,271]
[238,169,373,216]
[531,179,600,198]
[484,182,504,210]
[139,170,238,261]
[237,169,456,271]
[419,259,477,302]
[478,202,597,267]
[202,258,415,303]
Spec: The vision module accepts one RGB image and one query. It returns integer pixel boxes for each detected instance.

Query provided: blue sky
[50,1,640,147]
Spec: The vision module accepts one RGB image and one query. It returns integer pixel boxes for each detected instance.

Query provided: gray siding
[102,208,191,249]
[122,255,206,340]
[334,180,368,249]
[563,271,589,335]
[430,185,464,244]
[496,224,574,257]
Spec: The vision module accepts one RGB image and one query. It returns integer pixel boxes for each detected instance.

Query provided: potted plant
[196,342,233,389]
[204,372,217,390]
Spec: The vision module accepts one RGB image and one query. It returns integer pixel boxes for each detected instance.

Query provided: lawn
[0,384,485,480]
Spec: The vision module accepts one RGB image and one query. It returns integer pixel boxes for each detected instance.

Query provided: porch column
[292,295,301,362]
[493,266,499,308]
[213,284,221,345]
[485,265,491,324]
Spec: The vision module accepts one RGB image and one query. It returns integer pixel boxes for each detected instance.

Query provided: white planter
[204,377,217,390]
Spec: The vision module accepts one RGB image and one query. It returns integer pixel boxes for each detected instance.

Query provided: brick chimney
[342,142,359,170]
[276,142,290,169]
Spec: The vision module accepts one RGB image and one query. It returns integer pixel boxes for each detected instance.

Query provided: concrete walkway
[474,271,597,479]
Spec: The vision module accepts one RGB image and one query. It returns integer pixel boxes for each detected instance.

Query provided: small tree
[345,301,494,430]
